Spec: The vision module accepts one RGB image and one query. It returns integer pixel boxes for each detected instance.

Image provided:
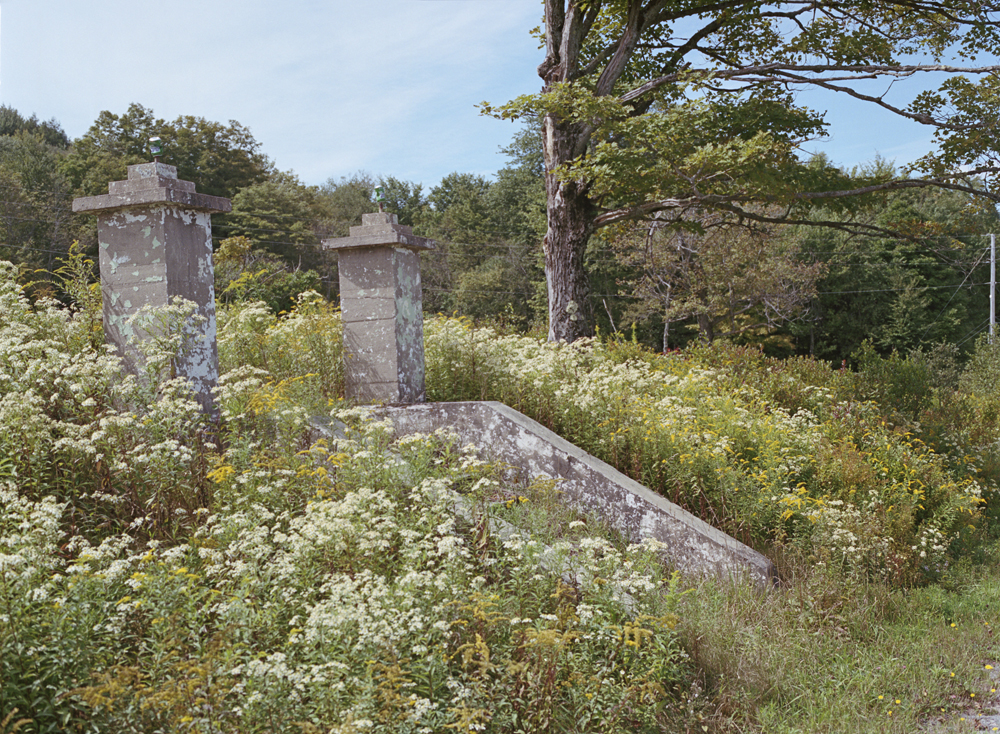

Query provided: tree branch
[594,177,999,239]
[538,0,566,81]
[790,177,1000,203]
[620,62,1000,104]
[710,202,977,252]
[595,0,646,96]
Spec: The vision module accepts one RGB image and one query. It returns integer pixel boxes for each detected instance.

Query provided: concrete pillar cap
[72,164,231,215]
[322,211,434,252]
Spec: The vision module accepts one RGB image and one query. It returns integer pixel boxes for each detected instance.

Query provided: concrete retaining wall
[381,401,777,588]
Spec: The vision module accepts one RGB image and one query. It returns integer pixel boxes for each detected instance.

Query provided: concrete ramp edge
[381,401,777,589]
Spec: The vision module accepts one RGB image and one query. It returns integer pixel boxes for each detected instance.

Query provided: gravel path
[924,664,1000,732]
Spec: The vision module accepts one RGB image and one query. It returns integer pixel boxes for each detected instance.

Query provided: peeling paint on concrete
[382,401,777,588]
[72,162,229,416]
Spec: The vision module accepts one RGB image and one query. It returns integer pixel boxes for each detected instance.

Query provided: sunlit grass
[674,546,1000,733]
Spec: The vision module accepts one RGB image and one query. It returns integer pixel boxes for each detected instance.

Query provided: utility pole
[991,234,996,344]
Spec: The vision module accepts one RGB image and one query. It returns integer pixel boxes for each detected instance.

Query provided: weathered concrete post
[72,162,231,414]
[322,213,434,404]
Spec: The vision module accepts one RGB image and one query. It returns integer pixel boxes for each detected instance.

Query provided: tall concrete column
[323,213,434,404]
[72,162,231,414]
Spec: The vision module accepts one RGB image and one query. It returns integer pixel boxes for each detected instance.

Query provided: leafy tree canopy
[425,172,493,247]
[614,209,825,350]
[787,171,998,360]
[318,172,376,237]
[484,0,1000,342]
[0,110,76,272]
[61,103,272,199]
[377,175,426,227]
[0,105,69,148]
[223,170,326,269]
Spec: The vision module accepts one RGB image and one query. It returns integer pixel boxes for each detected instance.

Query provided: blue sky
[0,0,982,189]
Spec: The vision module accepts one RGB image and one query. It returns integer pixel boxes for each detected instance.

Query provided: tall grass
[675,562,1000,733]
[424,317,994,586]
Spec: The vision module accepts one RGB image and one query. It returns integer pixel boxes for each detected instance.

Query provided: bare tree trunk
[542,114,596,342]
[697,312,715,343]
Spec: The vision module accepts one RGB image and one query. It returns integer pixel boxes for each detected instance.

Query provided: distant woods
[1,103,997,363]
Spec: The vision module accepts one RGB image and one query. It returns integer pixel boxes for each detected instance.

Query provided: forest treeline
[2,102,997,363]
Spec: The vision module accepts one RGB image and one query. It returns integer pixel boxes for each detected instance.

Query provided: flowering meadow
[424,319,997,587]
[0,260,688,733]
[3,254,1000,733]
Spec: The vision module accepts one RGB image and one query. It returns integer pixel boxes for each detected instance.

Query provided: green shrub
[844,341,939,423]
[215,235,323,315]
[218,291,344,416]
[424,317,988,584]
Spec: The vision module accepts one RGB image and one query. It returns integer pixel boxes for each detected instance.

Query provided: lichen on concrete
[382,401,777,588]
[322,213,434,404]
[72,163,229,416]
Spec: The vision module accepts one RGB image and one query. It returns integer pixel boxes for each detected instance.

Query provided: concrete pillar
[72,162,231,414]
[322,213,434,404]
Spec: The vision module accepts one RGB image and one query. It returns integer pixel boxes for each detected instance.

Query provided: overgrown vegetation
[3,257,1000,732]
[0,260,686,733]
[6,100,999,361]
[425,318,1000,588]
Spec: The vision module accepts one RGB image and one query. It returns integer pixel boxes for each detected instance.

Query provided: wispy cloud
[1,0,541,186]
